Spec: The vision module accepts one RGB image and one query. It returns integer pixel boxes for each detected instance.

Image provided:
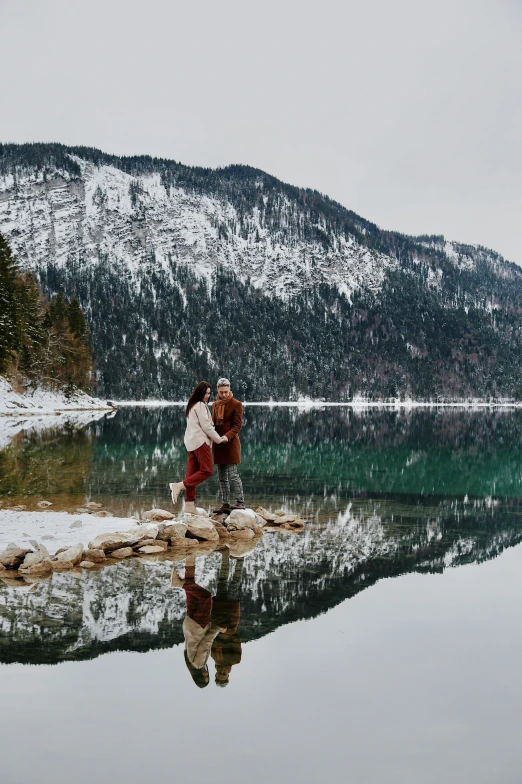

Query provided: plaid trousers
[217,464,244,505]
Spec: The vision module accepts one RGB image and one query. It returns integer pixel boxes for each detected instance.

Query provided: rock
[69,520,83,529]
[21,551,47,569]
[28,540,50,558]
[54,544,84,565]
[86,502,102,509]
[143,508,175,522]
[51,560,75,571]
[225,509,261,532]
[110,547,134,559]
[82,549,106,564]
[88,524,158,552]
[19,560,52,577]
[195,507,209,517]
[41,535,56,540]
[94,510,110,517]
[133,538,167,551]
[36,500,53,508]
[75,508,91,514]
[79,560,95,568]
[10,505,27,511]
[284,520,305,530]
[0,545,33,568]
[157,522,188,542]
[0,562,6,572]
[255,506,276,522]
[183,514,219,542]
[138,545,165,554]
[228,528,255,540]
[214,522,230,539]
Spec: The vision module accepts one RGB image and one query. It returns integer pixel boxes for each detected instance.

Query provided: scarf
[214,394,232,426]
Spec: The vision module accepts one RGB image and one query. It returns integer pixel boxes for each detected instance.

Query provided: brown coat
[211,397,243,464]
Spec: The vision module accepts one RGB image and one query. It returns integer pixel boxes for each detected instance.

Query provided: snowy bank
[0,377,116,416]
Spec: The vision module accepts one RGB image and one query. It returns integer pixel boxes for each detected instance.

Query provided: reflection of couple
[171,550,243,688]
[169,377,245,515]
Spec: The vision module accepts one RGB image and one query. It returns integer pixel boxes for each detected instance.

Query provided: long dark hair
[185,381,211,417]
[184,650,209,688]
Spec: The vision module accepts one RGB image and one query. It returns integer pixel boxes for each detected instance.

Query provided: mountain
[1,142,522,401]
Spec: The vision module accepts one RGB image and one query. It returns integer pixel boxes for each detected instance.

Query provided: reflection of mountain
[2,495,521,665]
[87,407,522,501]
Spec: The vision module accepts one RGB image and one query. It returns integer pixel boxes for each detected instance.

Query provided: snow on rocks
[0,504,304,584]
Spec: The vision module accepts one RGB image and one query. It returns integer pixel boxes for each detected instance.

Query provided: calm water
[1,407,522,783]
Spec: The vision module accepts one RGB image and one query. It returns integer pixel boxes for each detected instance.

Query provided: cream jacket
[184,401,222,452]
[183,615,223,669]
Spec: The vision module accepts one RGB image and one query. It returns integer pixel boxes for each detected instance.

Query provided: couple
[169,377,245,515]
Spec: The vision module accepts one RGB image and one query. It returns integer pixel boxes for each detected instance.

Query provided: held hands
[221,435,228,443]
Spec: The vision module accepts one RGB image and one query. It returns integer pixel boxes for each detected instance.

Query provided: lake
[1,406,522,783]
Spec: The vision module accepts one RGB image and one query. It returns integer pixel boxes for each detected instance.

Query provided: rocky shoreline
[0,505,305,585]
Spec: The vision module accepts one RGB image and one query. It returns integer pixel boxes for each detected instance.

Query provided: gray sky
[2,0,522,262]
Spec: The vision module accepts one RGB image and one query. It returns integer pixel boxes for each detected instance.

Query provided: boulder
[21,551,48,569]
[80,561,95,568]
[88,524,158,552]
[225,509,260,531]
[0,562,5,571]
[51,561,75,571]
[69,520,83,529]
[75,508,91,514]
[157,522,188,542]
[255,506,277,523]
[19,560,52,577]
[86,502,102,509]
[82,549,106,564]
[184,515,219,542]
[143,508,175,522]
[134,539,167,551]
[54,544,84,565]
[228,528,255,540]
[94,511,110,517]
[138,545,165,554]
[36,500,53,508]
[110,547,134,559]
[0,545,32,568]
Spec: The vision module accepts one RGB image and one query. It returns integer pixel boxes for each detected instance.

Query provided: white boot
[184,501,197,515]
[169,481,185,504]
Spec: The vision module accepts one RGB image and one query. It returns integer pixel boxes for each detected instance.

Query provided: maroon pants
[183,565,212,627]
[184,442,213,501]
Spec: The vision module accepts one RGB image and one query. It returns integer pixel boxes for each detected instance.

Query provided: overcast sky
[2,0,521,261]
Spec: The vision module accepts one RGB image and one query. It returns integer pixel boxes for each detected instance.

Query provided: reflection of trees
[0,425,93,498]
[2,492,522,666]
[88,407,522,501]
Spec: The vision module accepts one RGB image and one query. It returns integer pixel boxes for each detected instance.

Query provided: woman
[171,555,224,688]
[169,381,227,515]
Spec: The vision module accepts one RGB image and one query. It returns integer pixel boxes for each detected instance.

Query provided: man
[211,377,245,514]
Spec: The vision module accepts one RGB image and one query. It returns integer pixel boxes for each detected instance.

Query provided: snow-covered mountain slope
[0,155,394,300]
[2,142,522,401]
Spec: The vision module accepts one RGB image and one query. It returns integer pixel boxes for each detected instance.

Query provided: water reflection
[4,407,522,515]
[2,488,522,666]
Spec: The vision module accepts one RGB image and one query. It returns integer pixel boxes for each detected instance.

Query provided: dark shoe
[231,502,246,510]
[213,503,231,515]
